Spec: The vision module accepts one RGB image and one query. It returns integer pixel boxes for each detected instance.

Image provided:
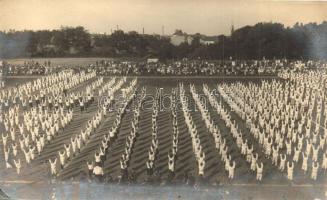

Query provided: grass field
[0,76,326,200]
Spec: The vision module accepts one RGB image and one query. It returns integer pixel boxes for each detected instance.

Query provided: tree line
[0,22,326,60]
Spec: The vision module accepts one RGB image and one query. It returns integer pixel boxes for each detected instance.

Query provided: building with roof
[170,30,193,46]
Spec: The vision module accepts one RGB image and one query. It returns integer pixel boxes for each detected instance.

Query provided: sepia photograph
[0,0,327,199]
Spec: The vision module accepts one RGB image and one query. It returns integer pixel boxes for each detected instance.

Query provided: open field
[1,181,327,200]
[1,76,327,199]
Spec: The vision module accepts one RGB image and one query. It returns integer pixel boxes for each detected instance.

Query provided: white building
[147,58,159,63]
[199,39,215,45]
[170,34,193,46]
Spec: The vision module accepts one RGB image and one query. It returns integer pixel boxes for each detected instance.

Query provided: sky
[0,0,326,35]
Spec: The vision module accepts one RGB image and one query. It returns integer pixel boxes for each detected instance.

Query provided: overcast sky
[0,0,326,35]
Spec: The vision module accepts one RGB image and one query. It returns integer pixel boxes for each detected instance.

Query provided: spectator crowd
[2,59,327,76]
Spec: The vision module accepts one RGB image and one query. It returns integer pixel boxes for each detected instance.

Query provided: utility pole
[222,36,225,64]
[231,21,236,60]
[142,27,145,35]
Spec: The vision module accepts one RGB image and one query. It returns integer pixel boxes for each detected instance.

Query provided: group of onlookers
[3,59,326,76]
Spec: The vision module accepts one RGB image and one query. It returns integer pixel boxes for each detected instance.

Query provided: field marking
[0,180,38,184]
[230,183,326,187]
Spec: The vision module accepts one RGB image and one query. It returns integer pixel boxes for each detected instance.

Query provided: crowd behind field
[2,59,327,76]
